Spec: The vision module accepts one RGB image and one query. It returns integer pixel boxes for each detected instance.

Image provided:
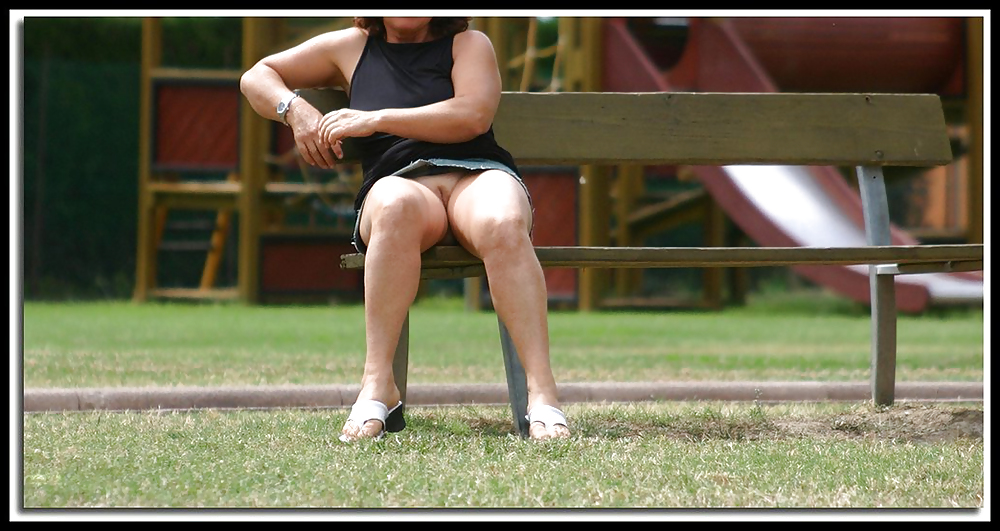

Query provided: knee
[366,180,426,228]
[469,210,531,253]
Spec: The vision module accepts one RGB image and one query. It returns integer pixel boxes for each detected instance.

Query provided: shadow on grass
[572,405,778,442]
[398,404,779,442]
[404,407,519,439]
[399,402,985,444]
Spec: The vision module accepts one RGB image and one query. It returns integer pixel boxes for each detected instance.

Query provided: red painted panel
[523,170,578,300]
[260,238,362,294]
[155,84,241,169]
[730,17,964,94]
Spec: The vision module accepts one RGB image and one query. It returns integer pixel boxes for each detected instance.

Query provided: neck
[385,27,432,44]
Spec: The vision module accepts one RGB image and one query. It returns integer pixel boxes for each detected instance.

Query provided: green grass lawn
[21,402,984,508]
[20,292,984,388]
[17,291,985,510]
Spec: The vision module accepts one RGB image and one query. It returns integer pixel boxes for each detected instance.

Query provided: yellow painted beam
[572,17,606,311]
[237,17,281,304]
[965,17,983,244]
[614,165,645,297]
[133,17,162,303]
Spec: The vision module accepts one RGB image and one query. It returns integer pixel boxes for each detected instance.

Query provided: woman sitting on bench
[240,16,570,441]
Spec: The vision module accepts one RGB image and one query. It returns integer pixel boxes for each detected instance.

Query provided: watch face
[278,93,297,124]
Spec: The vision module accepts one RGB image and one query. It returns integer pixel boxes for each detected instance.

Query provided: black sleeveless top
[348,33,520,210]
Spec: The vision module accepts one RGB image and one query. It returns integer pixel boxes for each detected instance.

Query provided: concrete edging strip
[22,381,983,413]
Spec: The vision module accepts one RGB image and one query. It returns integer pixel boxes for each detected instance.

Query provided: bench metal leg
[856,165,897,406]
[498,318,530,437]
[868,272,897,406]
[392,312,410,415]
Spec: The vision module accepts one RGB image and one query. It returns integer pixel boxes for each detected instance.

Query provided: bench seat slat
[876,260,984,276]
[341,244,983,271]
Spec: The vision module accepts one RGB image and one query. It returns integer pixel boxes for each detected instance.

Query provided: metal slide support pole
[856,165,897,406]
[498,319,530,437]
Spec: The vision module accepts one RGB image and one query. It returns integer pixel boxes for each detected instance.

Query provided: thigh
[446,169,533,256]
[358,176,450,253]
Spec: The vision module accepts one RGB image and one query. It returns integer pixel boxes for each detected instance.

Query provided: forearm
[240,63,325,138]
[240,63,327,128]
[372,97,495,144]
[239,64,290,122]
[242,64,489,146]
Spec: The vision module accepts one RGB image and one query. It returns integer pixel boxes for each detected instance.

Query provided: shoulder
[308,26,368,50]
[453,29,494,49]
[307,26,368,71]
[452,30,497,61]
[269,26,368,91]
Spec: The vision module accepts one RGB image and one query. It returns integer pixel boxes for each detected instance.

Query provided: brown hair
[353,17,471,40]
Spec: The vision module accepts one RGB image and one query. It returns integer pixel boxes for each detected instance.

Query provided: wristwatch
[276,92,300,126]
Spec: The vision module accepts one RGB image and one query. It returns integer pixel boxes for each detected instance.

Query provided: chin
[384,17,432,31]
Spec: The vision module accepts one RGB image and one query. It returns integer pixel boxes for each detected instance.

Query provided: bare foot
[340,387,402,442]
[340,416,389,442]
[529,421,571,440]
[527,403,570,440]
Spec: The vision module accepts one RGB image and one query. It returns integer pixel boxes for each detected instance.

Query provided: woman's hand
[286,102,340,169]
[239,26,369,169]
[318,108,380,158]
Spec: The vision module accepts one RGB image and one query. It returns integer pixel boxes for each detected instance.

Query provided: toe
[529,421,571,440]
[341,419,385,442]
[549,423,571,439]
[528,421,570,440]
[529,422,551,440]
[340,421,359,442]
[359,419,385,438]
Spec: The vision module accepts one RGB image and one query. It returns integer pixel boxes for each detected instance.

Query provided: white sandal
[339,399,405,442]
[526,404,569,434]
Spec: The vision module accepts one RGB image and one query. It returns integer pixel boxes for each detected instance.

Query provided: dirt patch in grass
[762,403,983,444]
[578,402,984,443]
[820,403,983,443]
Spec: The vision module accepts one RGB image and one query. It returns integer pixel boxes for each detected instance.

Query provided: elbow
[239,66,256,97]
[460,108,494,140]
[240,61,273,98]
[473,113,494,137]
[447,95,497,141]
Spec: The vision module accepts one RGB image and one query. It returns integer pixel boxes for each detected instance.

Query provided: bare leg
[448,170,570,439]
[341,176,448,441]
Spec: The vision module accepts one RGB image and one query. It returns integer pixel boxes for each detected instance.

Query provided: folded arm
[240,28,364,168]
[318,30,504,147]
[240,28,503,168]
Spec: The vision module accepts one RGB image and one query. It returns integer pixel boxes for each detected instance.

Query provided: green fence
[22,57,141,299]
[21,17,243,299]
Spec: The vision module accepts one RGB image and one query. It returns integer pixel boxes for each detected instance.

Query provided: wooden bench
[299,89,983,437]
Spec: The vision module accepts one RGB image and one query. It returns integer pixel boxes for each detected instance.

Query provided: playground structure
[133,17,984,311]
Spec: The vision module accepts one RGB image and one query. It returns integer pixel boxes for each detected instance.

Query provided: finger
[332,140,344,159]
[300,144,326,169]
[316,145,336,168]
[297,145,316,167]
[319,111,338,139]
[322,126,342,148]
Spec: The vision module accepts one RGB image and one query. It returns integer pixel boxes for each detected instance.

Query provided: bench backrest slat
[298,89,953,167]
